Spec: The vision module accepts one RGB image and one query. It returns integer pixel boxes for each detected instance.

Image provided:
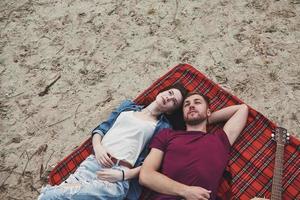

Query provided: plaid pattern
[48,64,300,200]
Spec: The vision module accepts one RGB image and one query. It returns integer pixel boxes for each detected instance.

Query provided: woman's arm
[97,166,141,182]
[125,166,141,180]
[92,134,114,167]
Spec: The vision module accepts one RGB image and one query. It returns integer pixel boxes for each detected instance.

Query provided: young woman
[38,83,187,200]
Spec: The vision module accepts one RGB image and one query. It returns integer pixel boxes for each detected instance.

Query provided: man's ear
[207,109,211,117]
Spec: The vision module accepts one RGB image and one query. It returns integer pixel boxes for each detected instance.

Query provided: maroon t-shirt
[149,128,231,200]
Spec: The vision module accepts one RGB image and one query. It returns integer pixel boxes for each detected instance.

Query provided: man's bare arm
[208,104,245,124]
[139,149,211,200]
[223,104,249,145]
[208,104,249,145]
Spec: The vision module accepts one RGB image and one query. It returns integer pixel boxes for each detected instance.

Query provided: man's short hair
[183,91,210,107]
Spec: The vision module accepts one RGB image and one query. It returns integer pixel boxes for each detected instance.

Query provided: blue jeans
[38,155,129,200]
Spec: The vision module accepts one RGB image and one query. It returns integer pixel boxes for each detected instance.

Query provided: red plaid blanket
[48,64,300,199]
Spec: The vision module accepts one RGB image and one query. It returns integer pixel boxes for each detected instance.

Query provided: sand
[0,0,299,199]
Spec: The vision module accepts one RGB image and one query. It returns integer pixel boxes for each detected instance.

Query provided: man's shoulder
[157,128,172,134]
[209,128,226,135]
[156,128,176,137]
[209,128,231,147]
[157,128,185,138]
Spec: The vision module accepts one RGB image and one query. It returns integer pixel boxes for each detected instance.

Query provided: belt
[109,156,133,169]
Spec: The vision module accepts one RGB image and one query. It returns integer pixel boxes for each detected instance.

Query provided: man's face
[183,94,210,125]
[155,88,183,113]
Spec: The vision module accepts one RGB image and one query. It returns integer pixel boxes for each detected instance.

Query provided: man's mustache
[187,109,198,115]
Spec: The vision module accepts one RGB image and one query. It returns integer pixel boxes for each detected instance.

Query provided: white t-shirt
[101,111,157,166]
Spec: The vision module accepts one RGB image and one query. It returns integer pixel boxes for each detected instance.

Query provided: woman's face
[155,88,183,113]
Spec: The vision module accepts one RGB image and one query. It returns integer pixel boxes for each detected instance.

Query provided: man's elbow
[240,104,249,114]
[240,104,248,109]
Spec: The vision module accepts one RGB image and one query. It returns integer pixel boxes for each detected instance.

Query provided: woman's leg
[71,178,129,200]
[39,179,129,200]
[64,154,101,184]
[38,155,129,200]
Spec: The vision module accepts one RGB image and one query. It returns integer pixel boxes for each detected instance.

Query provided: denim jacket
[92,100,171,200]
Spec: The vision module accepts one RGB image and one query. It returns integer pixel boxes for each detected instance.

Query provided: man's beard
[184,112,207,126]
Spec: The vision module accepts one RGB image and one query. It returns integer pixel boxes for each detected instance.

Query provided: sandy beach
[0,0,299,199]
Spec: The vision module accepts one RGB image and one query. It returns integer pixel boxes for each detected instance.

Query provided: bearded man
[139,92,249,200]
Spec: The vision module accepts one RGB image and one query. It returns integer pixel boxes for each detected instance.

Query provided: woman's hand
[93,143,114,168]
[96,169,123,182]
